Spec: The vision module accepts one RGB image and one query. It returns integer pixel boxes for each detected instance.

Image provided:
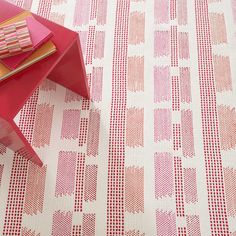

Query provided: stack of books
[0,11,57,82]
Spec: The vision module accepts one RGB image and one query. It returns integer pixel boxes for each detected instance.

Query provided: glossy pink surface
[0,0,89,166]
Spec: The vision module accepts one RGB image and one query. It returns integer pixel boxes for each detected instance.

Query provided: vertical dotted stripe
[195,0,229,234]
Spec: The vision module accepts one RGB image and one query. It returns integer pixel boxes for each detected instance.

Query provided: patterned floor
[0,0,236,235]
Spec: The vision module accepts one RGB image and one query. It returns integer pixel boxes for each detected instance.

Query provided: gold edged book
[0,12,56,82]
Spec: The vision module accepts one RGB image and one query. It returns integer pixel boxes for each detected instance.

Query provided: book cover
[0,40,56,81]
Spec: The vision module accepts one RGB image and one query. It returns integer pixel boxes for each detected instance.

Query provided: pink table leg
[0,37,89,166]
[0,117,43,166]
[48,38,90,99]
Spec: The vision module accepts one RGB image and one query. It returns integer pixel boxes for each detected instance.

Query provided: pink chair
[0,0,89,166]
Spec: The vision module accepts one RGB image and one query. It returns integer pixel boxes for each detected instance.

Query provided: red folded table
[0,0,90,166]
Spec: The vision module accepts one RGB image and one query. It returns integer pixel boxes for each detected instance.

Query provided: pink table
[0,0,89,166]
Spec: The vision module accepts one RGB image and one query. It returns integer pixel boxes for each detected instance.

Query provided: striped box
[0,20,33,59]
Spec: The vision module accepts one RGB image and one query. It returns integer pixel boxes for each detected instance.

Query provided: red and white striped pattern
[1,0,236,235]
